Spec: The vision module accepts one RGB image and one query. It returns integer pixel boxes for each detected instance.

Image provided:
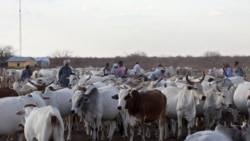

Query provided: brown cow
[0,87,19,98]
[112,86,167,141]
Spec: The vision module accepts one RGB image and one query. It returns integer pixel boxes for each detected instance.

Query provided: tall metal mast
[19,0,22,56]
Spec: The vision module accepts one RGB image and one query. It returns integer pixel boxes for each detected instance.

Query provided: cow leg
[187,118,195,136]
[129,125,135,141]
[137,124,142,136]
[140,122,146,141]
[6,134,13,141]
[145,123,151,138]
[158,114,165,141]
[171,119,177,137]
[107,120,116,140]
[84,120,92,135]
[100,122,105,141]
[119,111,128,137]
[203,110,210,130]
[95,117,102,141]
[17,132,24,141]
[164,118,171,139]
[66,114,73,141]
[177,111,183,140]
[91,126,98,141]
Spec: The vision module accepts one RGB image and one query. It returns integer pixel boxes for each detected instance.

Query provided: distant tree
[51,50,72,58]
[203,51,221,57]
[0,45,15,67]
[0,45,15,58]
[126,51,147,57]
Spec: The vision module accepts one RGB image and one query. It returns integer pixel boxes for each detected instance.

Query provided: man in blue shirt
[21,65,32,82]
[149,68,165,81]
[223,63,233,78]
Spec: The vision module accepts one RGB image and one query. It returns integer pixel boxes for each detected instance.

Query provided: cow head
[68,74,79,87]
[70,85,98,117]
[217,86,234,109]
[16,103,38,129]
[28,79,54,92]
[186,71,206,104]
[112,84,133,110]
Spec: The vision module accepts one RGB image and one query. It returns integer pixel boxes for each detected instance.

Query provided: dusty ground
[69,124,179,141]
[0,126,177,141]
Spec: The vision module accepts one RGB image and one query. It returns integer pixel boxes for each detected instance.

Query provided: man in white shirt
[133,62,141,75]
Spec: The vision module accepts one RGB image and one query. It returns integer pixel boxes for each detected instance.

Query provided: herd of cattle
[1,66,250,141]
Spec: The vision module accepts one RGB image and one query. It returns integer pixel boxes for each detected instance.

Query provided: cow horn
[186,71,194,85]
[28,79,39,87]
[86,75,91,81]
[135,82,144,90]
[199,71,205,83]
[46,80,54,87]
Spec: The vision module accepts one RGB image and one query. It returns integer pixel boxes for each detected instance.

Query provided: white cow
[70,85,124,140]
[38,68,59,82]
[17,105,64,141]
[208,67,224,78]
[228,76,246,86]
[196,88,230,129]
[40,87,74,141]
[77,74,116,86]
[161,72,206,139]
[0,92,46,141]
[233,81,250,122]
[184,124,243,141]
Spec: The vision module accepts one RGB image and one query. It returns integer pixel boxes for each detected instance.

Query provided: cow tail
[51,115,59,127]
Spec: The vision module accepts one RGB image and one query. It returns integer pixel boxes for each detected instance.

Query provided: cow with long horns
[161,71,206,140]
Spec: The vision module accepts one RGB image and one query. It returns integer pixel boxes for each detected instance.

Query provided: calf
[112,86,166,141]
[17,105,64,141]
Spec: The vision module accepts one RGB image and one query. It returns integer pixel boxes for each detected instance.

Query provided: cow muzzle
[201,96,206,101]
[117,106,122,110]
[71,110,75,114]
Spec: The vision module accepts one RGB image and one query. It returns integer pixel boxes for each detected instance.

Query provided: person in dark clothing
[234,61,244,77]
[58,59,74,87]
[103,63,111,76]
[21,65,32,81]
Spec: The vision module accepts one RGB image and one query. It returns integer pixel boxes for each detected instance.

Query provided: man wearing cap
[58,59,74,87]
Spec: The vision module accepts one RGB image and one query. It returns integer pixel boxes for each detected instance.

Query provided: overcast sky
[0,0,250,57]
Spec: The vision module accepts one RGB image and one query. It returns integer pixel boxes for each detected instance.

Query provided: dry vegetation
[50,55,250,72]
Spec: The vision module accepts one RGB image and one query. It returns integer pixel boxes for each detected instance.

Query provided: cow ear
[131,90,139,95]
[124,94,131,100]
[16,110,25,115]
[78,86,87,93]
[112,94,118,100]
